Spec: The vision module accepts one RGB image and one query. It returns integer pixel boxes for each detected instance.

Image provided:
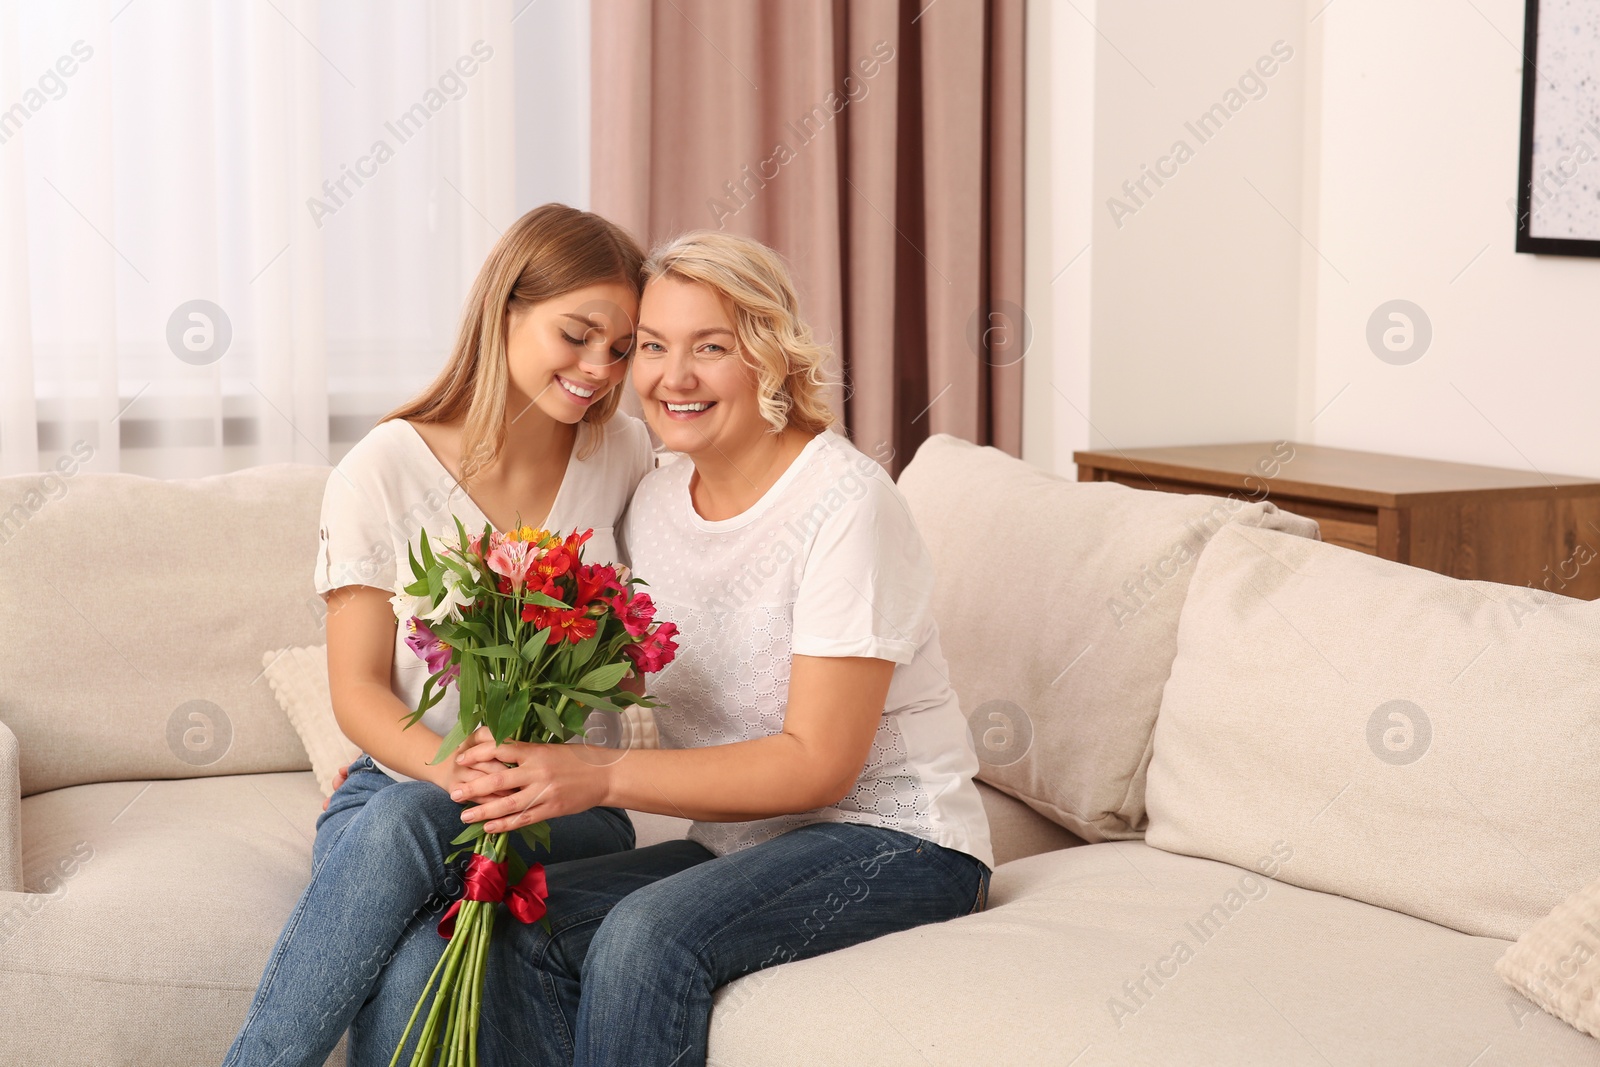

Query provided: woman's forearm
[597,733,848,822]
[331,678,449,786]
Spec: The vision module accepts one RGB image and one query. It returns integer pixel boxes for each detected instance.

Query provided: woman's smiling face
[632,275,766,456]
[504,280,638,424]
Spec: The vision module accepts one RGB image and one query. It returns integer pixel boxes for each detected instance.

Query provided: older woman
[373,231,993,1067]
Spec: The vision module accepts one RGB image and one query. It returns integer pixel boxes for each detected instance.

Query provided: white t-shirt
[313,414,655,781]
[622,430,995,868]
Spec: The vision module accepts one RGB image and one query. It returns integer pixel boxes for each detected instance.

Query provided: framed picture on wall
[1516,0,1600,257]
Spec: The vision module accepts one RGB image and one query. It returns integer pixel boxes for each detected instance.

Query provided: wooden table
[1073,441,1600,600]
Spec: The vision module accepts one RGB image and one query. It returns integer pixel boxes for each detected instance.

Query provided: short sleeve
[313,459,399,596]
[791,476,931,664]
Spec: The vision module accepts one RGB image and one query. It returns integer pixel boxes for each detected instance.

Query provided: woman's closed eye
[562,331,631,361]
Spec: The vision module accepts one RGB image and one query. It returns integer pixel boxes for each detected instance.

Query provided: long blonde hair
[383,204,644,480]
[641,231,836,435]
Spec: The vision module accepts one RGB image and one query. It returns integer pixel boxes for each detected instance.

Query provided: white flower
[419,564,475,624]
[390,582,431,623]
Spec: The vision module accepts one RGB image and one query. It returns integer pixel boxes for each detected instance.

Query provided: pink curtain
[591,0,1024,471]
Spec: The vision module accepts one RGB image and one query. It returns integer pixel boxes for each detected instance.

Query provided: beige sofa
[2,435,1597,1066]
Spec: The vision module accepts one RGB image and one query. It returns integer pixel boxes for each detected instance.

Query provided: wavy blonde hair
[382,204,644,480]
[641,231,836,435]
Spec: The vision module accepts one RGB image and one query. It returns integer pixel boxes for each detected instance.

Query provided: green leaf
[500,690,532,744]
[517,821,551,855]
[482,682,506,739]
[465,644,519,661]
[520,629,553,662]
[532,701,563,736]
[554,687,624,714]
[576,661,630,693]
[506,848,528,887]
[430,718,471,765]
[403,575,430,596]
[451,822,486,846]
[460,655,480,714]
[561,702,589,733]
[523,589,570,609]
[418,526,437,570]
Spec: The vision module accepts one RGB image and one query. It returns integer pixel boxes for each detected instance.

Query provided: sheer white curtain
[0,0,517,478]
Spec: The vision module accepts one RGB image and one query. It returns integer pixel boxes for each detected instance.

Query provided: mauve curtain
[590,0,1024,472]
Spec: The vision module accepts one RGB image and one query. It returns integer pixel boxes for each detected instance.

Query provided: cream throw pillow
[261,644,661,796]
[1145,523,1600,941]
[1497,875,1600,1040]
[261,646,360,796]
[896,435,1320,842]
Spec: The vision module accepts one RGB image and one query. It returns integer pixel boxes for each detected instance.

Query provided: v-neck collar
[395,418,580,534]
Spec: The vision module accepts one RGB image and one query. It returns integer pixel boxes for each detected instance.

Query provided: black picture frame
[1516,0,1600,257]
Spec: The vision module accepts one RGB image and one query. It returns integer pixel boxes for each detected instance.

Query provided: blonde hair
[641,231,836,435]
[382,204,644,481]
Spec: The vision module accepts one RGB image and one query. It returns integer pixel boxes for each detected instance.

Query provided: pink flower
[404,617,458,684]
[624,621,679,674]
[485,539,537,593]
[609,590,657,637]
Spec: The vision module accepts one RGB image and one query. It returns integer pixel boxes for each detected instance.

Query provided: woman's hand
[431,726,519,801]
[447,740,611,833]
[321,762,352,811]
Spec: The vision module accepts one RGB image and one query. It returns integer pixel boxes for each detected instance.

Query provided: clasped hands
[448,735,612,834]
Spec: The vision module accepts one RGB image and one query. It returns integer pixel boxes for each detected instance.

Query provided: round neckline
[394,417,583,535]
[681,431,831,533]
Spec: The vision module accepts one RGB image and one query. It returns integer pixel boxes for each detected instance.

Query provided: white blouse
[313,414,655,781]
[622,430,995,868]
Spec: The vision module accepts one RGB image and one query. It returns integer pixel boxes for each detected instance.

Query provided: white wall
[1301,0,1600,478]
[1026,0,1600,480]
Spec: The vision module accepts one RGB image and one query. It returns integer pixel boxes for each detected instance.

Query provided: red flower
[530,546,573,587]
[609,590,656,637]
[625,621,679,673]
[548,609,598,645]
[574,564,621,609]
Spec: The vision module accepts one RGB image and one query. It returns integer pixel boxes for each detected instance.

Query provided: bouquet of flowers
[386,519,678,1067]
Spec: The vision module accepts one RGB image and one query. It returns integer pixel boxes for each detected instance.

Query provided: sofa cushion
[896,435,1319,841]
[1146,523,1600,941]
[0,466,331,795]
[0,772,339,1066]
[706,842,1600,1066]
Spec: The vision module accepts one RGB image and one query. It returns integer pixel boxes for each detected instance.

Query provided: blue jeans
[376,822,989,1067]
[221,754,634,1067]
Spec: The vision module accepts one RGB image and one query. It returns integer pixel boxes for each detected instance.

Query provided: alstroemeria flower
[486,539,537,593]
[404,617,459,683]
[609,589,656,637]
[420,566,475,623]
[548,609,598,645]
[574,564,621,609]
[390,582,431,624]
[625,620,679,673]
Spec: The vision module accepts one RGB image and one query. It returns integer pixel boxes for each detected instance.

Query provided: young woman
[372,231,994,1067]
[222,204,655,1066]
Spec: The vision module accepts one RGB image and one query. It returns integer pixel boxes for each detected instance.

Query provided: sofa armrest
[0,720,19,892]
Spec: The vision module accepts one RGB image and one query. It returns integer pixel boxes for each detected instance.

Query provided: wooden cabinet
[1073,441,1600,600]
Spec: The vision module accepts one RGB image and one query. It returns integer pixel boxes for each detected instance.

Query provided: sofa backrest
[0,465,330,796]
[1145,523,1600,941]
[896,434,1321,842]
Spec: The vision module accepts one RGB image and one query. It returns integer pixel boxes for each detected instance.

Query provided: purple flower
[404,617,458,684]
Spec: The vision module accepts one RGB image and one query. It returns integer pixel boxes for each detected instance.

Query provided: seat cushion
[0,772,339,1066]
[705,842,1600,1066]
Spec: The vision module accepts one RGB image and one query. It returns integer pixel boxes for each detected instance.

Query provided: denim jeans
[375,822,989,1067]
[221,754,634,1067]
